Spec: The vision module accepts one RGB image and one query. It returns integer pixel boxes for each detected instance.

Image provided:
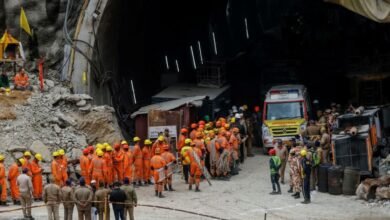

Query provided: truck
[332,105,390,176]
[261,84,312,154]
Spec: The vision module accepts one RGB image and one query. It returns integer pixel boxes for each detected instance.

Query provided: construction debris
[356,175,390,201]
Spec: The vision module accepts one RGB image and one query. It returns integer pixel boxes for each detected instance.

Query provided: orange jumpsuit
[8,163,21,200]
[190,129,197,140]
[31,160,43,199]
[151,141,166,157]
[161,151,176,186]
[52,159,66,186]
[60,156,69,182]
[186,147,203,186]
[112,149,125,182]
[150,155,166,192]
[104,152,114,185]
[89,157,107,187]
[142,147,152,182]
[0,162,7,202]
[230,134,240,160]
[132,144,143,182]
[123,150,133,182]
[80,154,91,185]
[22,158,33,177]
[177,134,186,151]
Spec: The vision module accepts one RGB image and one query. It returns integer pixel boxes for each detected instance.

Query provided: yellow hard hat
[103,142,109,147]
[96,150,104,157]
[0,154,5,161]
[35,153,43,161]
[158,136,164,142]
[18,158,25,165]
[5,88,11,93]
[58,149,65,156]
[24,151,32,157]
[185,138,192,145]
[230,117,236,123]
[121,140,128,145]
[144,139,152,145]
[133,137,141,142]
[53,151,59,157]
[300,149,307,157]
[106,145,113,152]
[96,143,103,149]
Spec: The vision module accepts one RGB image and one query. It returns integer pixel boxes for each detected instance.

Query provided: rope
[0,201,229,220]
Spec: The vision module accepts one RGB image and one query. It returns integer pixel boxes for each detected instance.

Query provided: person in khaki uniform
[120,177,137,220]
[274,140,288,184]
[319,127,331,163]
[61,179,75,220]
[17,168,34,219]
[43,176,62,220]
[73,177,93,220]
[94,181,111,220]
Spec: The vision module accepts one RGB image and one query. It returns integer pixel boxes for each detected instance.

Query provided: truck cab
[262,84,311,154]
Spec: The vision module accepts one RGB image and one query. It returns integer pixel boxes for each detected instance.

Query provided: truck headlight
[263,126,271,137]
[300,124,306,132]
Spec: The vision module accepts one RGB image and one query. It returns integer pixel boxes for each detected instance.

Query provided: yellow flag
[20,7,32,36]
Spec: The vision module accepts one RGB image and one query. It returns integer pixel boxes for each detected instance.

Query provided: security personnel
[132,137,143,186]
[0,154,8,206]
[61,179,75,220]
[31,153,44,201]
[73,177,93,220]
[269,149,281,195]
[94,181,111,220]
[180,139,192,184]
[43,176,61,220]
[120,177,138,220]
[150,148,167,198]
[89,150,107,187]
[300,149,311,204]
[142,139,153,185]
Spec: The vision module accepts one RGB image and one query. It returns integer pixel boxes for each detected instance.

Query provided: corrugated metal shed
[131,96,205,118]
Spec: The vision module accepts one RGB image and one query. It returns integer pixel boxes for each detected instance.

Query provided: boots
[195,187,200,192]
[301,199,310,204]
[0,201,8,206]
[164,185,168,191]
[158,192,165,198]
[189,185,192,190]
[148,180,154,185]
[155,190,158,197]
[168,185,175,191]
[138,181,143,186]
[13,200,21,205]
[288,187,293,193]
[294,192,300,199]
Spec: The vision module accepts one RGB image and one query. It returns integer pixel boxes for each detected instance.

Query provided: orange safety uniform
[177,134,187,152]
[142,146,152,182]
[89,156,107,187]
[112,149,125,182]
[104,151,114,185]
[61,156,69,182]
[80,154,91,185]
[123,148,134,182]
[22,158,33,177]
[151,141,166,157]
[31,160,43,199]
[14,73,29,87]
[230,134,240,160]
[132,144,143,182]
[150,155,166,192]
[8,163,21,200]
[0,162,7,202]
[189,129,197,140]
[186,147,203,188]
[52,158,66,186]
[161,150,176,186]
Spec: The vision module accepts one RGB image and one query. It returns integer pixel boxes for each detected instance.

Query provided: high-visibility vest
[270,156,281,174]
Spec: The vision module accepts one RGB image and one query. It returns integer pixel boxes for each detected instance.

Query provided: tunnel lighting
[164,55,170,70]
[190,45,197,69]
[175,59,180,72]
[212,32,218,55]
[130,80,137,104]
[197,41,204,65]
[244,18,249,39]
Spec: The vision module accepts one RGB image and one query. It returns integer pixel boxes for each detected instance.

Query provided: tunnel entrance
[95,0,390,137]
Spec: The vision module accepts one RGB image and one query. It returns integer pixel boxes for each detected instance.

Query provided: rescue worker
[113,142,125,182]
[187,141,203,192]
[80,148,92,185]
[105,145,114,186]
[142,139,153,185]
[58,149,69,181]
[9,158,24,205]
[151,136,166,157]
[161,145,176,191]
[73,177,93,220]
[269,149,281,195]
[89,150,107,187]
[31,153,44,201]
[274,139,288,184]
[206,131,218,177]
[120,177,138,220]
[320,126,331,163]
[61,179,75,220]
[132,137,143,186]
[52,151,66,186]
[123,143,134,184]
[229,128,240,175]
[109,182,127,220]
[0,154,7,206]
[177,128,188,152]
[180,139,192,183]
[22,151,33,177]
[17,168,34,219]
[189,123,198,140]
[216,130,230,179]
[14,68,31,90]
[300,149,311,204]
[150,148,167,198]
[43,176,62,220]
[94,181,111,220]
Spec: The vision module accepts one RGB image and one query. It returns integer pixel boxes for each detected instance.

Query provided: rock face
[29,140,51,162]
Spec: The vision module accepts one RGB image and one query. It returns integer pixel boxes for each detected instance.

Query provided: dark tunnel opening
[95,0,390,138]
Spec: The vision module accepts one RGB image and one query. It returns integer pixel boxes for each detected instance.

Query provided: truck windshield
[265,101,304,120]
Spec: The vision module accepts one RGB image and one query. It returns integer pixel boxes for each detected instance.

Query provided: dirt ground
[1,148,389,220]
[0,90,31,120]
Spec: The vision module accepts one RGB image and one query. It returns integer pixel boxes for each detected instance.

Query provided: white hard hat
[235,113,241,119]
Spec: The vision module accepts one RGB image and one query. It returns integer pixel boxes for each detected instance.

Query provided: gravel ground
[1,148,389,220]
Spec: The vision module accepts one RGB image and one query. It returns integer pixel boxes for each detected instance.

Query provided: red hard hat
[198,120,206,126]
[88,146,94,153]
[191,123,198,129]
[114,143,121,149]
[199,124,205,129]
[269,149,276,156]
[181,128,188,134]
[254,106,260,112]
[83,149,89,155]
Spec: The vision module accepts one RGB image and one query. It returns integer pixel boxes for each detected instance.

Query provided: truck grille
[270,127,299,137]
